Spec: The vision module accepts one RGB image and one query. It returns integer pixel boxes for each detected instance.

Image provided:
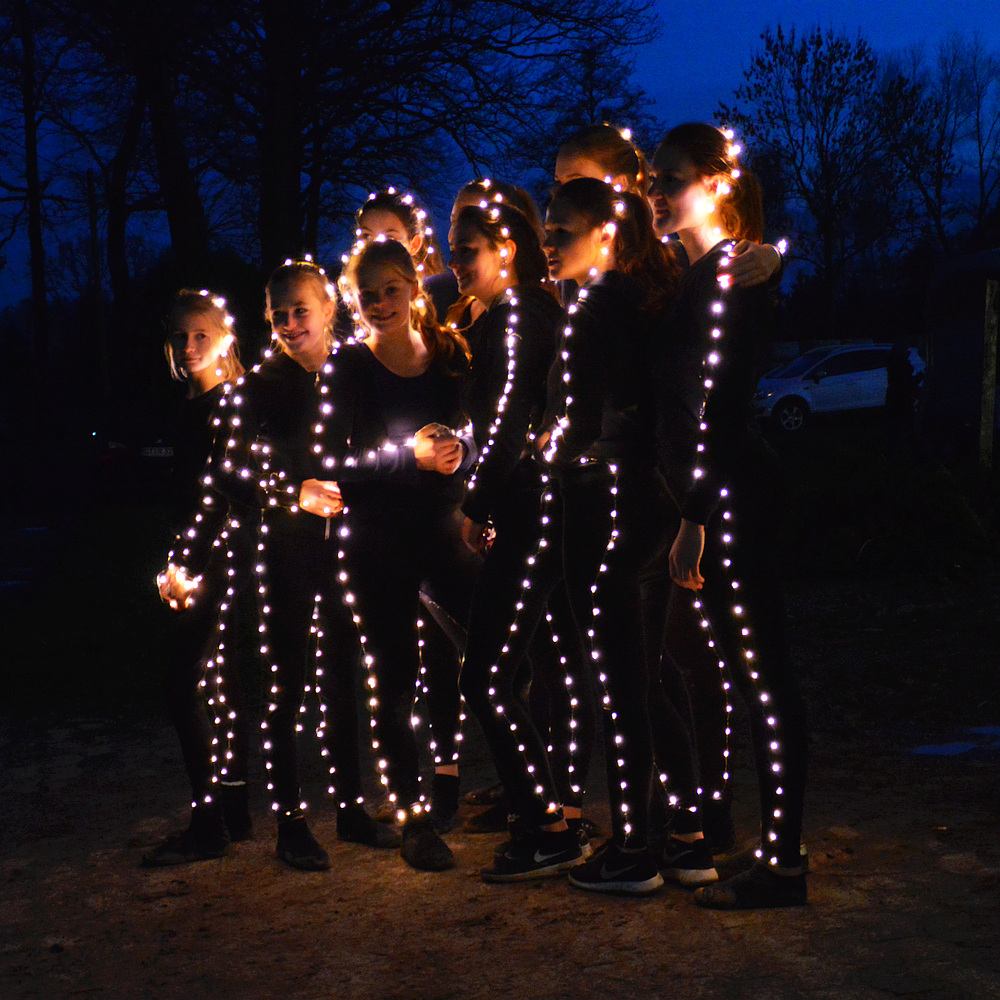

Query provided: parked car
[753,344,925,431]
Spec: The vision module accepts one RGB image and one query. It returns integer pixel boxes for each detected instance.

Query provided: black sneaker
[372,795,396,823]
[658,835,719,887]
[467,802,509,834]
[492,815,532,857]
[400,821,454,871]
[276,817,330,871]
[337,804,401,848]
[715,841,809,880]
[694,861,807,910]
[566,817,601,859]
[481,828,582,883]
[568,841,664,895]
[463,780,505,806]
[141,806,229,867]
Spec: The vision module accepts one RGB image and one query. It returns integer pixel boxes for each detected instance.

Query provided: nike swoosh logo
[661,852,692,866]
[600,862,638,879]
[533,850,566,864]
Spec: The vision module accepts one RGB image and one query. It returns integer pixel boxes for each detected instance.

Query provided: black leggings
[339,504,479,815]
[641,513,732,829]
[258,511,363,817]
[460,479,594,826]
[465,463,699,843]
[587,469,702,846]
[163,520,254,806]
[692,464,808,868]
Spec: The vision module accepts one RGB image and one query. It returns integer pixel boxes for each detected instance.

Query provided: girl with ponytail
[647,123,808,909]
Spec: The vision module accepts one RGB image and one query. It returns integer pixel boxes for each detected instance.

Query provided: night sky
[637,0,1000,124]
[1,1,999,309]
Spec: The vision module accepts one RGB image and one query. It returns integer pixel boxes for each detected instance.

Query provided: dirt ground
[2,574,999,1000]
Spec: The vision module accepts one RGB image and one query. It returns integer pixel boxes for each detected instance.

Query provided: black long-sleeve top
[460,285,561,525]
[543,269,659,473]
[659,242,775,525]
[166,382,260,574]
[167,384,226,536]
[315,341,475,518]
[174,351,321,572]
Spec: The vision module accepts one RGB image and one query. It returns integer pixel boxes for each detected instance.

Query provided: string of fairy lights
[688,236,788,869]
[468,294,584,811]
[159,130,790,861]
[540,274,657,840]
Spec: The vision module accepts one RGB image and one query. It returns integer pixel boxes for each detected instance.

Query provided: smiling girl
[195,261,397,871]
[316,239,480,872]
[146,290,254,867]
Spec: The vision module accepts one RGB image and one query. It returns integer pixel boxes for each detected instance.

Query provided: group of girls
[149,120,809,910]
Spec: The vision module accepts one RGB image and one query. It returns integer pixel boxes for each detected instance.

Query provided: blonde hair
[341,239,469,368]
[164,289,243,382]
[264,258,337,356]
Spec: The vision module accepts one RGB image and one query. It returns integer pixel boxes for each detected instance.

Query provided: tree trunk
[981,279,998,470]
[106,95,144,308]
[143,59,210,280]
[14,0,50,367]
[257,0,305,270]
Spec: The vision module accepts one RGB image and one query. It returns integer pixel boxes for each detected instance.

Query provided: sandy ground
[2,576,999,1000]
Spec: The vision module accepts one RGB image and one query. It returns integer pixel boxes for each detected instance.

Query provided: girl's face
[267,277,333,367]
[170,310,228,378]
[448,221,510,305]
[543,200,610,284]
[354,263,417,338]
[358,207,421,257]
[648,145,718,238]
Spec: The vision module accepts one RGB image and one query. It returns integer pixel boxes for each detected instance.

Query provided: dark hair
[164,288,243,382]
[549,177,682,314]
[658,123,764,243]
[558,123,651,196]
[453,202,550,287]
[265,259,337,355]
[453,179,544,241]
[355,189,444,276]
[341,238,469,368]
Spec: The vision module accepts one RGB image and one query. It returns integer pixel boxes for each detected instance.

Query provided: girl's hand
[156,564,202,610]
[299,479,344,517]
[414,424,463,474]
[461,516,490,553]
[726,241,781,287]
[669,519,706,591]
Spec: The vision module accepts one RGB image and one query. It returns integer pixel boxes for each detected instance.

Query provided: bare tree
[888,34,1000,254]
[2,0,52,364]
[961,34,1000,230]
[720,26,909,325]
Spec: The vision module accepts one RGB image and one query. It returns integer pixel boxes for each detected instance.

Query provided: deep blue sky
[3,2,1000,311]
[636,0,1000,127]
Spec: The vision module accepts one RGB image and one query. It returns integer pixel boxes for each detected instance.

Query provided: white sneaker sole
[662,865,719,887]
[567,870,664,894]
